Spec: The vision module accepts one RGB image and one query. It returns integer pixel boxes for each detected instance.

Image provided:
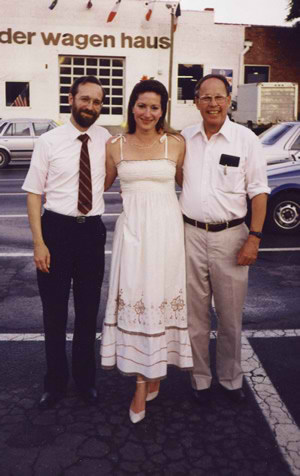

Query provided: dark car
[0,118,58,169]
[266,153,300,234]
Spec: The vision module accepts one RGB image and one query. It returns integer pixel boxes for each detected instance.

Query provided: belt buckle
[205,223,209,232]
[76,216,86,223]
[225,221,229,229]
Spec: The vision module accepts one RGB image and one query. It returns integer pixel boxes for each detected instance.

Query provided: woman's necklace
[130,137,160,149]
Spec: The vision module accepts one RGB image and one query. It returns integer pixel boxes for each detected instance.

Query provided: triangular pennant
[107,0,122,22]
[145,0,156,21]
[173,2,181,32]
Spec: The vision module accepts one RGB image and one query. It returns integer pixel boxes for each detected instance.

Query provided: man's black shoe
[220,386,246,403]
[79,387,98,405]
[193,388,211,405]
[38,392,62,410]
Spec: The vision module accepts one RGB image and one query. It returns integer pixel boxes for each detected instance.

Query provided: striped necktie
[77,134,92,215]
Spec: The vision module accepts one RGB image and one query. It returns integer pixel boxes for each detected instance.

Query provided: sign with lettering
[0,28,171,50]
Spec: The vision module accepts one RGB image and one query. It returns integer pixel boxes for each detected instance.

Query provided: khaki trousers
[184,222,249,391]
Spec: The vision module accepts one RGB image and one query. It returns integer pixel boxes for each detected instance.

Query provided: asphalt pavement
[0,162,300,475]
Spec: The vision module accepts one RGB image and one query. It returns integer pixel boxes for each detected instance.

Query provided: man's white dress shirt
[22,121,111,216]
[179,117,270,223]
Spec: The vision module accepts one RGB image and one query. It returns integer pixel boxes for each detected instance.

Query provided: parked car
[266,153,300,234]
[0,118,58,169]
[259,121,300,164]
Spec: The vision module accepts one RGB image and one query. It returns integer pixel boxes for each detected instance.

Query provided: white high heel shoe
[146,381,160,402]
[146,390,159,402]
[129,380,147,424]
[129,407,145,424]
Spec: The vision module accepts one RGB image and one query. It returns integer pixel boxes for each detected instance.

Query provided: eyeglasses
[196,95,228,105]
[78,96,103,107]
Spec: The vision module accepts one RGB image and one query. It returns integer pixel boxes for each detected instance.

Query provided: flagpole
[167,5,175,125]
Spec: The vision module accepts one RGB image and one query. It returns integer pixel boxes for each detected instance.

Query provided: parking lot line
[0,193,27,196]
[0,251,112,257]
[1,249,299,256]
[260,248,300,252]
[0,192,121,196]
[0,213,121,218]
[0,179,24,182]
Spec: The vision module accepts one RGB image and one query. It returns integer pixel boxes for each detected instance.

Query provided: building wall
[0,0,245,130]
[244,25,300,118]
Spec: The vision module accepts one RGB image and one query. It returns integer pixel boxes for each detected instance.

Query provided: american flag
[11,86,29,107]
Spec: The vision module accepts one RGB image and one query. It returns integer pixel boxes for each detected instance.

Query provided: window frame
[5,81,30,107]
[244,65,270,84]
[59,55,125,117]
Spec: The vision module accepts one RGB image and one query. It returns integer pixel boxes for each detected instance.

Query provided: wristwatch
[249,231,263,239]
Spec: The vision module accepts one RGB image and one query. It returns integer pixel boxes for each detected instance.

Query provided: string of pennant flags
[48,0,181,30]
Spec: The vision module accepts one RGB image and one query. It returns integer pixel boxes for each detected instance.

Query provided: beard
[71,103,100,128]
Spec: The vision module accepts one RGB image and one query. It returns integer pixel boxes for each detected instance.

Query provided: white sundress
[100,134,193,380]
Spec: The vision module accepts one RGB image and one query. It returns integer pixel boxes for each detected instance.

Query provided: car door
[3,121,34,159]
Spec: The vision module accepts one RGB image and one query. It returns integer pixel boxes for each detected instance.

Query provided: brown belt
[183,214,245,232]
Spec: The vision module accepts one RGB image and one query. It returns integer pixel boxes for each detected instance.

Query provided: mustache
[80,109,96,117]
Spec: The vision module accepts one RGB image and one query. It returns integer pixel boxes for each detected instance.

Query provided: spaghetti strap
[111,134,126,161]
[159,134,168,159]
[160,133,181,159]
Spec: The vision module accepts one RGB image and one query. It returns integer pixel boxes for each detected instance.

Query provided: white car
[0,118,57,169]
[260,122,300,165]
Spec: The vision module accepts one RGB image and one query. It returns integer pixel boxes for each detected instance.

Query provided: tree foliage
[286,0,300,21]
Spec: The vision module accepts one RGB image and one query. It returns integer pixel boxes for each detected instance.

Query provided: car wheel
[267,192,300,234]
[0,150,10,169]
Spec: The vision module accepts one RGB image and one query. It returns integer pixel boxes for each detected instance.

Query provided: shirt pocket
[216,163,244,193]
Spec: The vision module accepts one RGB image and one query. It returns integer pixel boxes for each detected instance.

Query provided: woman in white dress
[100,80,193,423]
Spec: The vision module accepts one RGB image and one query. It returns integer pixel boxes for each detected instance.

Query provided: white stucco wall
[0,0,245,130]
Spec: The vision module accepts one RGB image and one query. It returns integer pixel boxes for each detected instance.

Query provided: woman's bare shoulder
[107,134,127,146]
[166,132,185,143]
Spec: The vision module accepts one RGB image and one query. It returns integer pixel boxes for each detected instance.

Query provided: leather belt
[183,214,245,232]
[44,209,101,224]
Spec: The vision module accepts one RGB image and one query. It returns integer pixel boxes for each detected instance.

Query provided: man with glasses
[22,76,111,409]
[180,74,269,404]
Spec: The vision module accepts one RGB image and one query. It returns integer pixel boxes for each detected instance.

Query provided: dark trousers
[37,210,106,394]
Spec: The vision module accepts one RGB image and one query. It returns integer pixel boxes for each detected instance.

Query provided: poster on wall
[211,69,232,92]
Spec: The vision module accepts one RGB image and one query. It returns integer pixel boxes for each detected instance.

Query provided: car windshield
[260,124,294,145]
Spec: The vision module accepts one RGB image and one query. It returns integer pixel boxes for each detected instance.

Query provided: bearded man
[23,76,111,409]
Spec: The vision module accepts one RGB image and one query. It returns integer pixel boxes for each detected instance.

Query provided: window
[6,82,30,107]
[244,66,269,84]
[5,122,31,136]
[177,64,203,103]
[291,132,300,151]
[33,122,55,136]
[59,55,125,116]
[260,124,293,145]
